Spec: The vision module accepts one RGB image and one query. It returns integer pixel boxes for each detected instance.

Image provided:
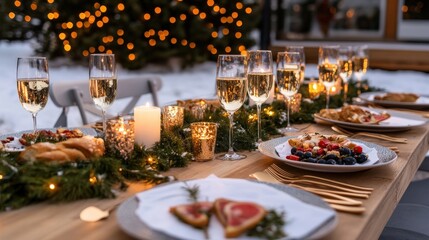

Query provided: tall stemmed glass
[339,46,353,104]
[352,45,369,96]
[247,50,274,144]
[285,46,305,83]
[17,57,50,133]
[216,55,247,160]
[276,52,302,133]
[89,54,117,137]
[318,46,340,109]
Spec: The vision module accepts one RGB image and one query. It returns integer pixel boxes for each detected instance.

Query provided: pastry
[169,201,213,229]
[319,105,390,124]
[374,92,419,102]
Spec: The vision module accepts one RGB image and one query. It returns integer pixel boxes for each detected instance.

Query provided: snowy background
[1,41,429,135]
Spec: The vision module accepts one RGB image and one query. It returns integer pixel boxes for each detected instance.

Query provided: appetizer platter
[313,105,427,132]
[258,133,397,173]
[359,91,429,110]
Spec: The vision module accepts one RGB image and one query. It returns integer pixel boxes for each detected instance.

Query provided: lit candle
[134,105,161,148]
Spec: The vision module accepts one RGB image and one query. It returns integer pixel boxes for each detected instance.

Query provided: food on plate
[214,198,267,238]
[18,128,84,146]
[318,105,390,124]
[169,201,213,229]
[374,92,419,102]
[286,133,368,165]
[17,136,105,163]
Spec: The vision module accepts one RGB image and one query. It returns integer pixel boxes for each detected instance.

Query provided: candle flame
[49,183,56,190]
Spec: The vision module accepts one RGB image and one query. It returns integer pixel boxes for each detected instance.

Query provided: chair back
[49,76,162,127]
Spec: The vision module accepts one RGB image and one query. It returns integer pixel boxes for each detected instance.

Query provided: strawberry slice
[353,146,363,154]
[286,155,300,161]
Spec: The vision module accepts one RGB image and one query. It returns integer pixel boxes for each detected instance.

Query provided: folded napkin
[275,140,379,166]
[135,175,336,240]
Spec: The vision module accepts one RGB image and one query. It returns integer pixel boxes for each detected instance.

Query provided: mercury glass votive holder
[308,80,324,99]
[190,122,217,162]
[288,93,302,113]
[162,106,184,131]
[105,116,135,160]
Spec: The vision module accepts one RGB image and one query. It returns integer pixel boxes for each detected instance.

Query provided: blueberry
[356,154,368,164]
[304,152,312,159]
[339,147,351,156]
[295,151,304,158]
[317,159,327,164]
[343,157,357,165]
[326,159,336,165]
[305,157,317,163]
[291,147,297,155]
[324,154,339,161]
[335,158,343,165]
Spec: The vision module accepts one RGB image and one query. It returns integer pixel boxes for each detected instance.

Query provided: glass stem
[32,113,37,133]
[227,112,234,155]
[286,97,291,128]
[257,103,262,143]
[357,79,361,96]
[343,82,349,104]
[102,110,106,138]
[326,88,330,109]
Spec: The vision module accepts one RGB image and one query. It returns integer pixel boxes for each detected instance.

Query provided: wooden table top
[1,123,428,240]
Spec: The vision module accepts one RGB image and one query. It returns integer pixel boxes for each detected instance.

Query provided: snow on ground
[0,41,429,134]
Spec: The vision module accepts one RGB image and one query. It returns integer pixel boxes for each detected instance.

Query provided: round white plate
[116,180,337,240]
[258,137,397,173]
[313,107,427,132]
[359,91,429,110]
[0,128,98,152]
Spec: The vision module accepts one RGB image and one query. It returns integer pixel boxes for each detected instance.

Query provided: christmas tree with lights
[1,0,261,69]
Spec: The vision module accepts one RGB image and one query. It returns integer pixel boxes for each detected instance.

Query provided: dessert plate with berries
[258,133,398,173]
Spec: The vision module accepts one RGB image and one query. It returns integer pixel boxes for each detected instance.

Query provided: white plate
[116,178,337,240]
[0,128,98,152]
[258,137,397,173]
[313,107,427,132]
[359,91,429,110]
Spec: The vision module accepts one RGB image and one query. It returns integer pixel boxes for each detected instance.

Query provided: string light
[14,0,21,7]
[117,38,124,45]
[30,3,37,10]
[49,183,56,190]
[245,7,252,14]
[128,53,136,61]
[8,12,15,19]
[117,3,125,11]
[180,14,186,20]
[154,7,161,14]
[89,176,97,184]
[236,2,243,9]
[127,43,134,50]
[100,5,107,13]
[0,174,3,180]
[169,17,176,23]
[143,13,151,20]
[170,38,177,44]
[98,45,105,52]
[82,50,89,56]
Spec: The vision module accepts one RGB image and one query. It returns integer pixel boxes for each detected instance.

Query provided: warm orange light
[59,33,66,40]
[143,13,151,20]
[171,38,177,44]
[53,12,59,19]
[82,50,89,56]
[89,176,97,184]
[108,36,114,42]
[8,12,15,19]
[220,17,227,24]
[64,44,71,51]
[181,39,188,46]
[97,21,103,28]
[220,8,226,14]
[225,46,231,53]
[245,7,252,14]
[14,0,21,7]
[24,15,31,22]
[47,0,54,3]
[236,20,243,27]
[66,22,73,29]
[232,12,238,18]
[207,44,214,50]
[149,29,155,35]
[63,40,69,45]
[102,16,109,23]
[98,45,105,52]
[117,38,124,45]
[79,12,86,19]
[149,39,156,46]
[169,17,176,23]
[100,5,107,13]
[227,17,233,24]
[211,31,218,38]
[199,12,206,19]
[222,28,229,35]
[61,23,67,29]
[117,29,124,36]
[238,45,246,51]
[85,11,91,18]
[192,8,199,15]
[89,15,96,23]
[106,50,113,54]
[211,48,218,55]
[94,2,100,9]
[127,43,134,50]
[144,31,150,38]
[207,0,214,7]
[235,32,242,38]
[154,7,161,14]
[84,21,91,28]
[95,10,102,17]
[236,2,243,9]
[189,42,196,48]
[128,54,136,61]
[71,32,77,38]
[213,5,220,12]
[89,47,96,53]
[180,14,186,21]
[76,21,83,28]
[47,13,55,20]
[117,3,125,11]
[30,3,37,10]
[49,183,56,190]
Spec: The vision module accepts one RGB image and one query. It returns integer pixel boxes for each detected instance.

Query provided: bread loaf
[18,136,105,164]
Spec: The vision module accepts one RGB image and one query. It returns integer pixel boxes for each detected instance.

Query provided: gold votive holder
[105,116,135,160]
[329,79,342,96]
[191,100,207,120]
[308,80,324,99]
[190,122,217,162]
[287,93,302,113]
[162,106,184,131]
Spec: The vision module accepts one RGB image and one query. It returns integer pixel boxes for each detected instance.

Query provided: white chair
[49,76,162,127]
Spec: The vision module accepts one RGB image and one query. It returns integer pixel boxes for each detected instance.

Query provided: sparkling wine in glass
[339,46,353,104]
[353,45,369,96]
[276,52,302,133]
[89,54,117,136]
[247,50,274,144]
[285,46,305,83]
[318,46,340,109]
[216,55,247,160]
[17,57,49,133]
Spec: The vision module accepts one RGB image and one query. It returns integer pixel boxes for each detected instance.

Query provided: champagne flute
[318,46,340,109]
[353,45,369,96]
[285,46,305,83]
[89,54,117,137]
[339,46,353,104]
[247,50,274,144]
[216,55,247,160]
[276,51,302,133]
[17,57,50,133]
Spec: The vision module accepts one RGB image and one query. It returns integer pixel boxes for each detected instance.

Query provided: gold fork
[269,164,373,193]
[331,126,408,144]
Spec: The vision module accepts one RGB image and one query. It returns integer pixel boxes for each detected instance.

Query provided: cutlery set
[252,164,374,214]
[331,126,407,144]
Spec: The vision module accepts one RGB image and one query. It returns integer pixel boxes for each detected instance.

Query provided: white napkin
[135,175,336,240]
[275,140,378,166]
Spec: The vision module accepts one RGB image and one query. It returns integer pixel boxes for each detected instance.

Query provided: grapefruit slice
[170,201,213,229]
[214,198,235,226]
[223,201,267,238]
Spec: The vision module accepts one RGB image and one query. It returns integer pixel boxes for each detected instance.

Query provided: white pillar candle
[134,105,161,148]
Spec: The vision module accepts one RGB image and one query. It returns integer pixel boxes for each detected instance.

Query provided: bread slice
[223,201,267,238]
[213,198,234,227]
[170,201,213,229]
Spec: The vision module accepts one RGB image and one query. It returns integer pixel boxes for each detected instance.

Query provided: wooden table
[1,123,428,240]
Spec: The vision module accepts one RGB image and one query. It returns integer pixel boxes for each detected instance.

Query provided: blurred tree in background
[0,0,260,69]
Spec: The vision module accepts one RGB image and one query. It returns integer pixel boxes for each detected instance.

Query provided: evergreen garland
[0,80,380,211]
